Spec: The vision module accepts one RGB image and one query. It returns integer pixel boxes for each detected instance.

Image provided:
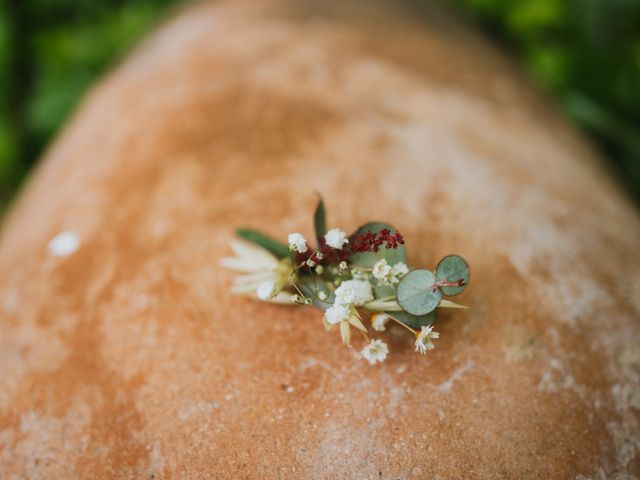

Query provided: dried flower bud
[291,294,303,304]
[339,261,348,273]
[303,298,313,305]
[315,265,324,275]
[306,259,317,268]
[315,251,324,260]
[318,291,328,301]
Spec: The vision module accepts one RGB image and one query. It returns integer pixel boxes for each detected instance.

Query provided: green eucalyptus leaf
[373,283,395,300]
[236,228,290,258]
[388,310,435,329]
[435,255,470,296]
[396,269,442,316]
[298,277,334,311]
[314,197,327,240]
[349,222,406,268]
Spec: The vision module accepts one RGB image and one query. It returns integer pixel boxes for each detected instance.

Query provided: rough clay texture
[1,0,639,478]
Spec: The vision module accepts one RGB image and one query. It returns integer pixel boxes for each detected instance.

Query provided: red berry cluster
[295,228,404,264]
[350,229,405,253]
[297,229,405,265]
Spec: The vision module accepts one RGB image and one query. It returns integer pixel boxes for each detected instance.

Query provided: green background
[1,0,639,213]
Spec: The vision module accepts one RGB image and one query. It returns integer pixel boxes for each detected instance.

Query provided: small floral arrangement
[221,197,470,365]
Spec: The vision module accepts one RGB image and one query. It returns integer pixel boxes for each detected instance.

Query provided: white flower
[371,313,391,332]
[390,262,409,280]
[338,261,348,273]
[221,240,293,303]
[372,259,392,282]
[334,279,374,306]
[288,233,308,253]
[323,302,368,346]
[361,339,389,365]
[318,291,328,301]
[415,325,439,354]
[373,259,409,285]
[256,281,276,300]
[324,228,348,250]
[324,303,351,325]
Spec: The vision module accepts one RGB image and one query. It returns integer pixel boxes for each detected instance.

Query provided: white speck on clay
[47,230,80,257]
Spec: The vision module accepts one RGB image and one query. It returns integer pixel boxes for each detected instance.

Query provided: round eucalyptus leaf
[435,255,469,297]
[396,269,441,316]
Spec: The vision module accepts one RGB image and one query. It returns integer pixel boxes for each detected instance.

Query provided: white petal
[229,240,279,270]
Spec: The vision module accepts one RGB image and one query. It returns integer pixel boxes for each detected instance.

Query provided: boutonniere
[221,197,470,365]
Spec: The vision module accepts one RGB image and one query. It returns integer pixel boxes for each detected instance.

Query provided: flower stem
[388,316,418,335]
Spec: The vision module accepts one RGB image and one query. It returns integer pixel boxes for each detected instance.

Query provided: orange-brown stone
[1,0,639,478]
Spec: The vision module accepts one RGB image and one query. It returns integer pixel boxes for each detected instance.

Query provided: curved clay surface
[1,0,639,478]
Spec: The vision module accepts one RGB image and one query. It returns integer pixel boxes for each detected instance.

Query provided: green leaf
[298,277,334,311]
[236,228,290,258]
[435,255,470,297]
[314,197,327,240]
[396,269,442,316]
[388,310,435,329]
[349,222,406,268]
[349,222,407,300]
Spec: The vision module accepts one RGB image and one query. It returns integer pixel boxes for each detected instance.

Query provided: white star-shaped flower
[415,325,439,354]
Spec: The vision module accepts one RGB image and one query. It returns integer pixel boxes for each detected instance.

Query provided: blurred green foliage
[0,0,639,213]
[452,0,640,201]
[0,0,178,211]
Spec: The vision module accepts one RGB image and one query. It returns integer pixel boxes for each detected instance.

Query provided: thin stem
[434,279,465,289]
[389,316,418,335]
[290,282,306,299]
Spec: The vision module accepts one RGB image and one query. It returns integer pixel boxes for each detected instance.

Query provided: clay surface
[1,0,639,478]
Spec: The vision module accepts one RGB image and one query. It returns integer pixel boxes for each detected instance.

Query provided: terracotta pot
[1,0,639,478]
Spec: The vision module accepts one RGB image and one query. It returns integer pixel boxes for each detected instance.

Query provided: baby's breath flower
[291,294,303,304]
[288,233,308,253]
[315,265,324,275]
[324,228,348,250]
[415,325,439,354]
[318,291,328,301]
[256,281,276,300]
[306,259,317,267]
[323,303,367,346]
[334,279,374,306]
[361,339,389,365]
[339,261,348,273]
[371,313,391,332]
[324,303,351,325]
[372,259,408,285]
[390,262,409,280]
[372,259,392,282]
